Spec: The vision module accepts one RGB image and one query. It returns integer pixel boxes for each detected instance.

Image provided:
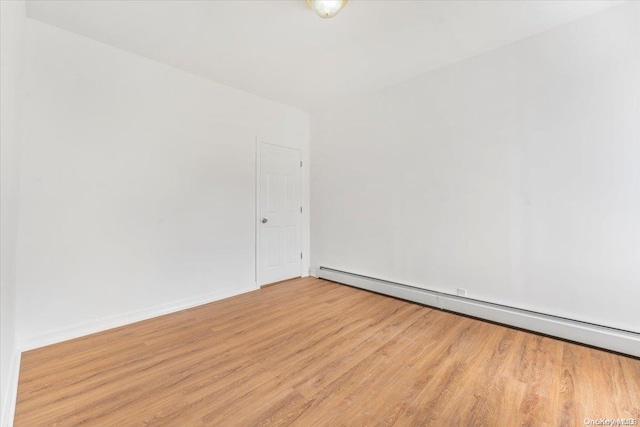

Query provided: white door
[258,142,302,285]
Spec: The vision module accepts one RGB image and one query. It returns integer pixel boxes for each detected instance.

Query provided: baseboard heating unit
[317,267,640,358]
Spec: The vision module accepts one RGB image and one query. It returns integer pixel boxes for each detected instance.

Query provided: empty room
[1,0,639,425]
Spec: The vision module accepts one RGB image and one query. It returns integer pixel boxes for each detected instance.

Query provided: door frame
[255,138,303,288]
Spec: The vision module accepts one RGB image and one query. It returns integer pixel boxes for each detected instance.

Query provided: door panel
[284,225,297,264]
[259,143,301,285]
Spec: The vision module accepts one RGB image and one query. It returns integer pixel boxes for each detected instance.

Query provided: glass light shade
[306,0,349,19]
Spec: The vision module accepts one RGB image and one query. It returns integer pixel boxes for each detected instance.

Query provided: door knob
[261,218,268,223]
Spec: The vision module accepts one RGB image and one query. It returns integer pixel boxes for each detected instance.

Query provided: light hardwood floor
[15,277,640,426]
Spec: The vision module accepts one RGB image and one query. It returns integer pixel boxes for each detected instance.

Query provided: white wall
[311,3,640,333]
[17,19,310,349]
[1,1,25,424]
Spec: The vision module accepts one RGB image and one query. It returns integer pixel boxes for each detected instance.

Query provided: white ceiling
[26,0,622,112]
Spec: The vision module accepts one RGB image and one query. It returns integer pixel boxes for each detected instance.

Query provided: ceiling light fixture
[306,0,349,19]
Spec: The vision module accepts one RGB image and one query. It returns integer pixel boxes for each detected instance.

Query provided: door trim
[255,139,303,287]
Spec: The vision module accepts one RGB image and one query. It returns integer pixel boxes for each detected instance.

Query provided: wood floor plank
[14,278,640,426]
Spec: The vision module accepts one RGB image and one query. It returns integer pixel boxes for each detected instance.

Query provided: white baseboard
[19,285,254,352]
[318,267,640,358]
[1,349,21,427]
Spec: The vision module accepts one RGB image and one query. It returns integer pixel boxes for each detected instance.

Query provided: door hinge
[300,161,302,167]
[300,206,302,213]
[300,253,303,259]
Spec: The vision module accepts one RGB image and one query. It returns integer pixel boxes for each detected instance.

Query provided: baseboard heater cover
[318,267,640,358]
